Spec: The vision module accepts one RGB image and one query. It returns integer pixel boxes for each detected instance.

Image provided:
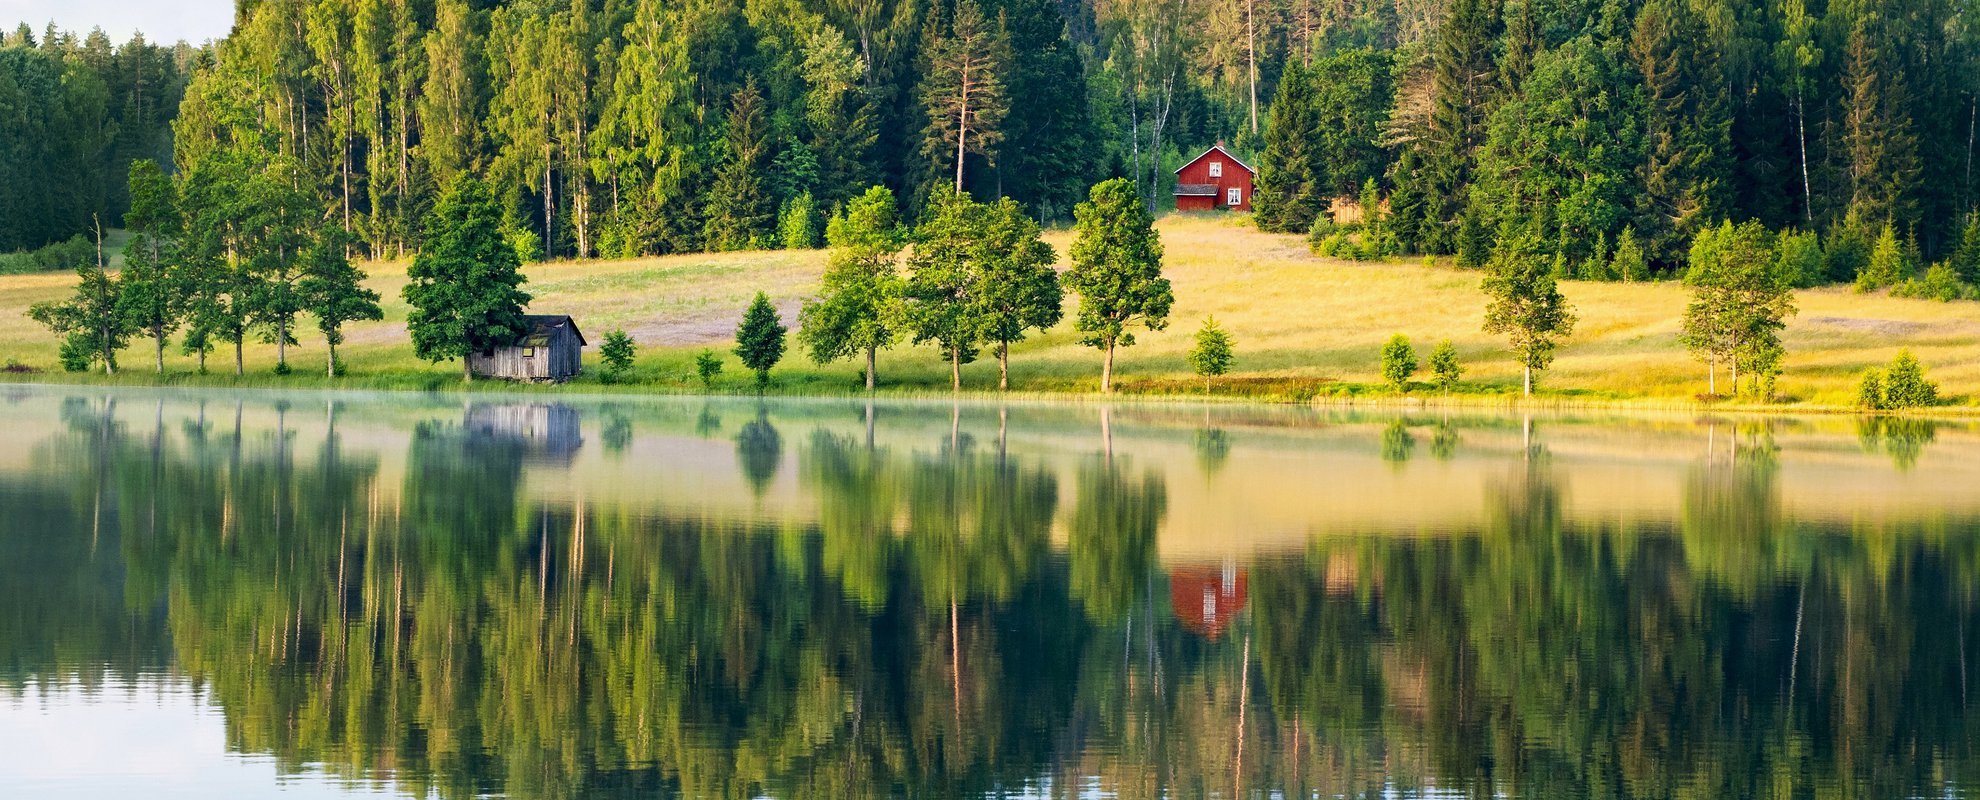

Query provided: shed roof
[1173,144,1256,176]
[517,314,586,348]
[1174,183,1219,197]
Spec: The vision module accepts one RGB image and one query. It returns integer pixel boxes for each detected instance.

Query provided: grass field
[3,212,1979,410]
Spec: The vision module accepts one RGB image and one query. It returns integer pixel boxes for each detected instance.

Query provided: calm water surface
[1,386,1977,799]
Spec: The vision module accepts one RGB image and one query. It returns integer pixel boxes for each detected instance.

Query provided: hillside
[3,213,1979,408]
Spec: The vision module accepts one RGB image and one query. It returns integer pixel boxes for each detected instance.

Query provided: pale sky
[8,0,235,46]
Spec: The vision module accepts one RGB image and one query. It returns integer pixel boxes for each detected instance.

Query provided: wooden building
[1172,144,1255,212]
[1168,563,1248,640]
[467,315,587,382]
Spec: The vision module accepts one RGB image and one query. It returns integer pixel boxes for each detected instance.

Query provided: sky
[8,0,235,46]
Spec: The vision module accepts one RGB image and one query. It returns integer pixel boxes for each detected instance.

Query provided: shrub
[1857,370,1885,410]
[1429,340,1462,392]
[1305,215,1337,253]
[0,235,94,275]
[1380,334,1418,393]
[1883,350,1938,408]
[695,350,724,388]
[600,329,636,382]
[1892,261,1971,302]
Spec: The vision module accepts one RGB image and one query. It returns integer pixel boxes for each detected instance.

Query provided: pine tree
[1417,0,1500,254]
[704,80,776,251]
[919,0,1009,193]
[1629,0,1731,264]
[403,176,533,382]
[1252,63,1325,233]
[734,291,788,389]
[1067,178,1172,393]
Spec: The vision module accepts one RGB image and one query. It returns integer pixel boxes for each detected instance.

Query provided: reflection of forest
[2,394,1978,799]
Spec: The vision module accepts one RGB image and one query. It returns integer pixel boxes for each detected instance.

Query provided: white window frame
[1226,187,1242,206]
[1208,161,1223,178]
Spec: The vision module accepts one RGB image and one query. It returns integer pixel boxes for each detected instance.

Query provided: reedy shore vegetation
[4,214,1978,413]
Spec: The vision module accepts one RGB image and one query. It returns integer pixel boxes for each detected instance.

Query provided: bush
[1892,261,1972,302]
[1380,334,1417,392]
[0,235,94,274]
[695,349,724,388]
[1857,370,1886,410]
[1429,340,1462,392]
[1883,350,1938,408]
[600,329,636,382]
[1305,215,1337,253]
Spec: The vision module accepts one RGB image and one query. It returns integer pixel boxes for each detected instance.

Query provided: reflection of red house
[1169,564,1248,640]
[1173,144,1256,212]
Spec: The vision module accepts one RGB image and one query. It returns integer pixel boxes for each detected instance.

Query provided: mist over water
[1,386,1976,799]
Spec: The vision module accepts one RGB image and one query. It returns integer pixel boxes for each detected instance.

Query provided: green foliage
[1481,223,1577,395]
[801,186,907,388]
[403,176,533,378]
[919,0,1009,193]
[1305,214,1337,252]
[1857,369,1886,410]
[1456,208,1491,270]
[299,230,383,377]
[778,192,819,250]
[1429,340,1464,392]
[1253,62,1326,233]
[734,292,787,388]
[1680,221,1795,397]
[30,263,131,375]
[973,198,1063,388]
[1067,178,1172,391]
[599,330,637,382]
[1855,223,1912,292]
[1380,334,1418,392]
[1774,229,1825,288]
[695,350,724,388]
[704,80,776,252]
[1881,350,1938,409]
[1953,218,1980,285]
[1822,219,1872,285]
[1610,225,1648,281]
[1186,317,1235,390]
[905,189,989,386]
[1892,262,1973,302]
[0,235,95,275]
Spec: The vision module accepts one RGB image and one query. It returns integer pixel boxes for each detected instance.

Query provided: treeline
[0,25,194,252]
[1252,0,1980,280]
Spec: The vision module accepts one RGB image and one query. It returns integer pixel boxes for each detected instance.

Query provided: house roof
[1173,144,1256,176]
[517,314,586,348]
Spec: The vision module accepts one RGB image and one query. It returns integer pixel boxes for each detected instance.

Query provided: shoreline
[8,372,1976,422]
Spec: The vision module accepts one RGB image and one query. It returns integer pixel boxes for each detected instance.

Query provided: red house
[1169,563,1249,640]
[1173,144,1255,212]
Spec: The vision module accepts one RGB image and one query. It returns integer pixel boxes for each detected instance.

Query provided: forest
[14,0,1975,274]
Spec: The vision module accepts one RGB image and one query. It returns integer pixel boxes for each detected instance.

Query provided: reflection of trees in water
[1430,420,1459,461]
[1194,427,1231,476]
[5,400,1980,799]
[1857,416,1940,472]
[735,409,783,496]
[1380,419,1415,467]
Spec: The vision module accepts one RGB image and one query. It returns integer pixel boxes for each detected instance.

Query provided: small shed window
[522,347,536,358]
[1226,187,1242,206]
[1208,161,1222,178]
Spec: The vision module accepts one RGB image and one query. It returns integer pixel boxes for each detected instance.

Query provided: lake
[0,385,1976,799]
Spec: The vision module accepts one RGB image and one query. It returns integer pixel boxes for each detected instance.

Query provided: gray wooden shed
[467,315,586,382]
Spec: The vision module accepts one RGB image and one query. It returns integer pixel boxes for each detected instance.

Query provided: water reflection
[0,388,1976,799]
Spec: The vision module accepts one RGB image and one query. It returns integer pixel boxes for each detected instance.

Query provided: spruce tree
[1253,63,1324,233]
[1417,0,1500,254]
[403,176,533,382]
[1629,0,1731,263]
[704,80,776,251]
[734,291,788,389]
